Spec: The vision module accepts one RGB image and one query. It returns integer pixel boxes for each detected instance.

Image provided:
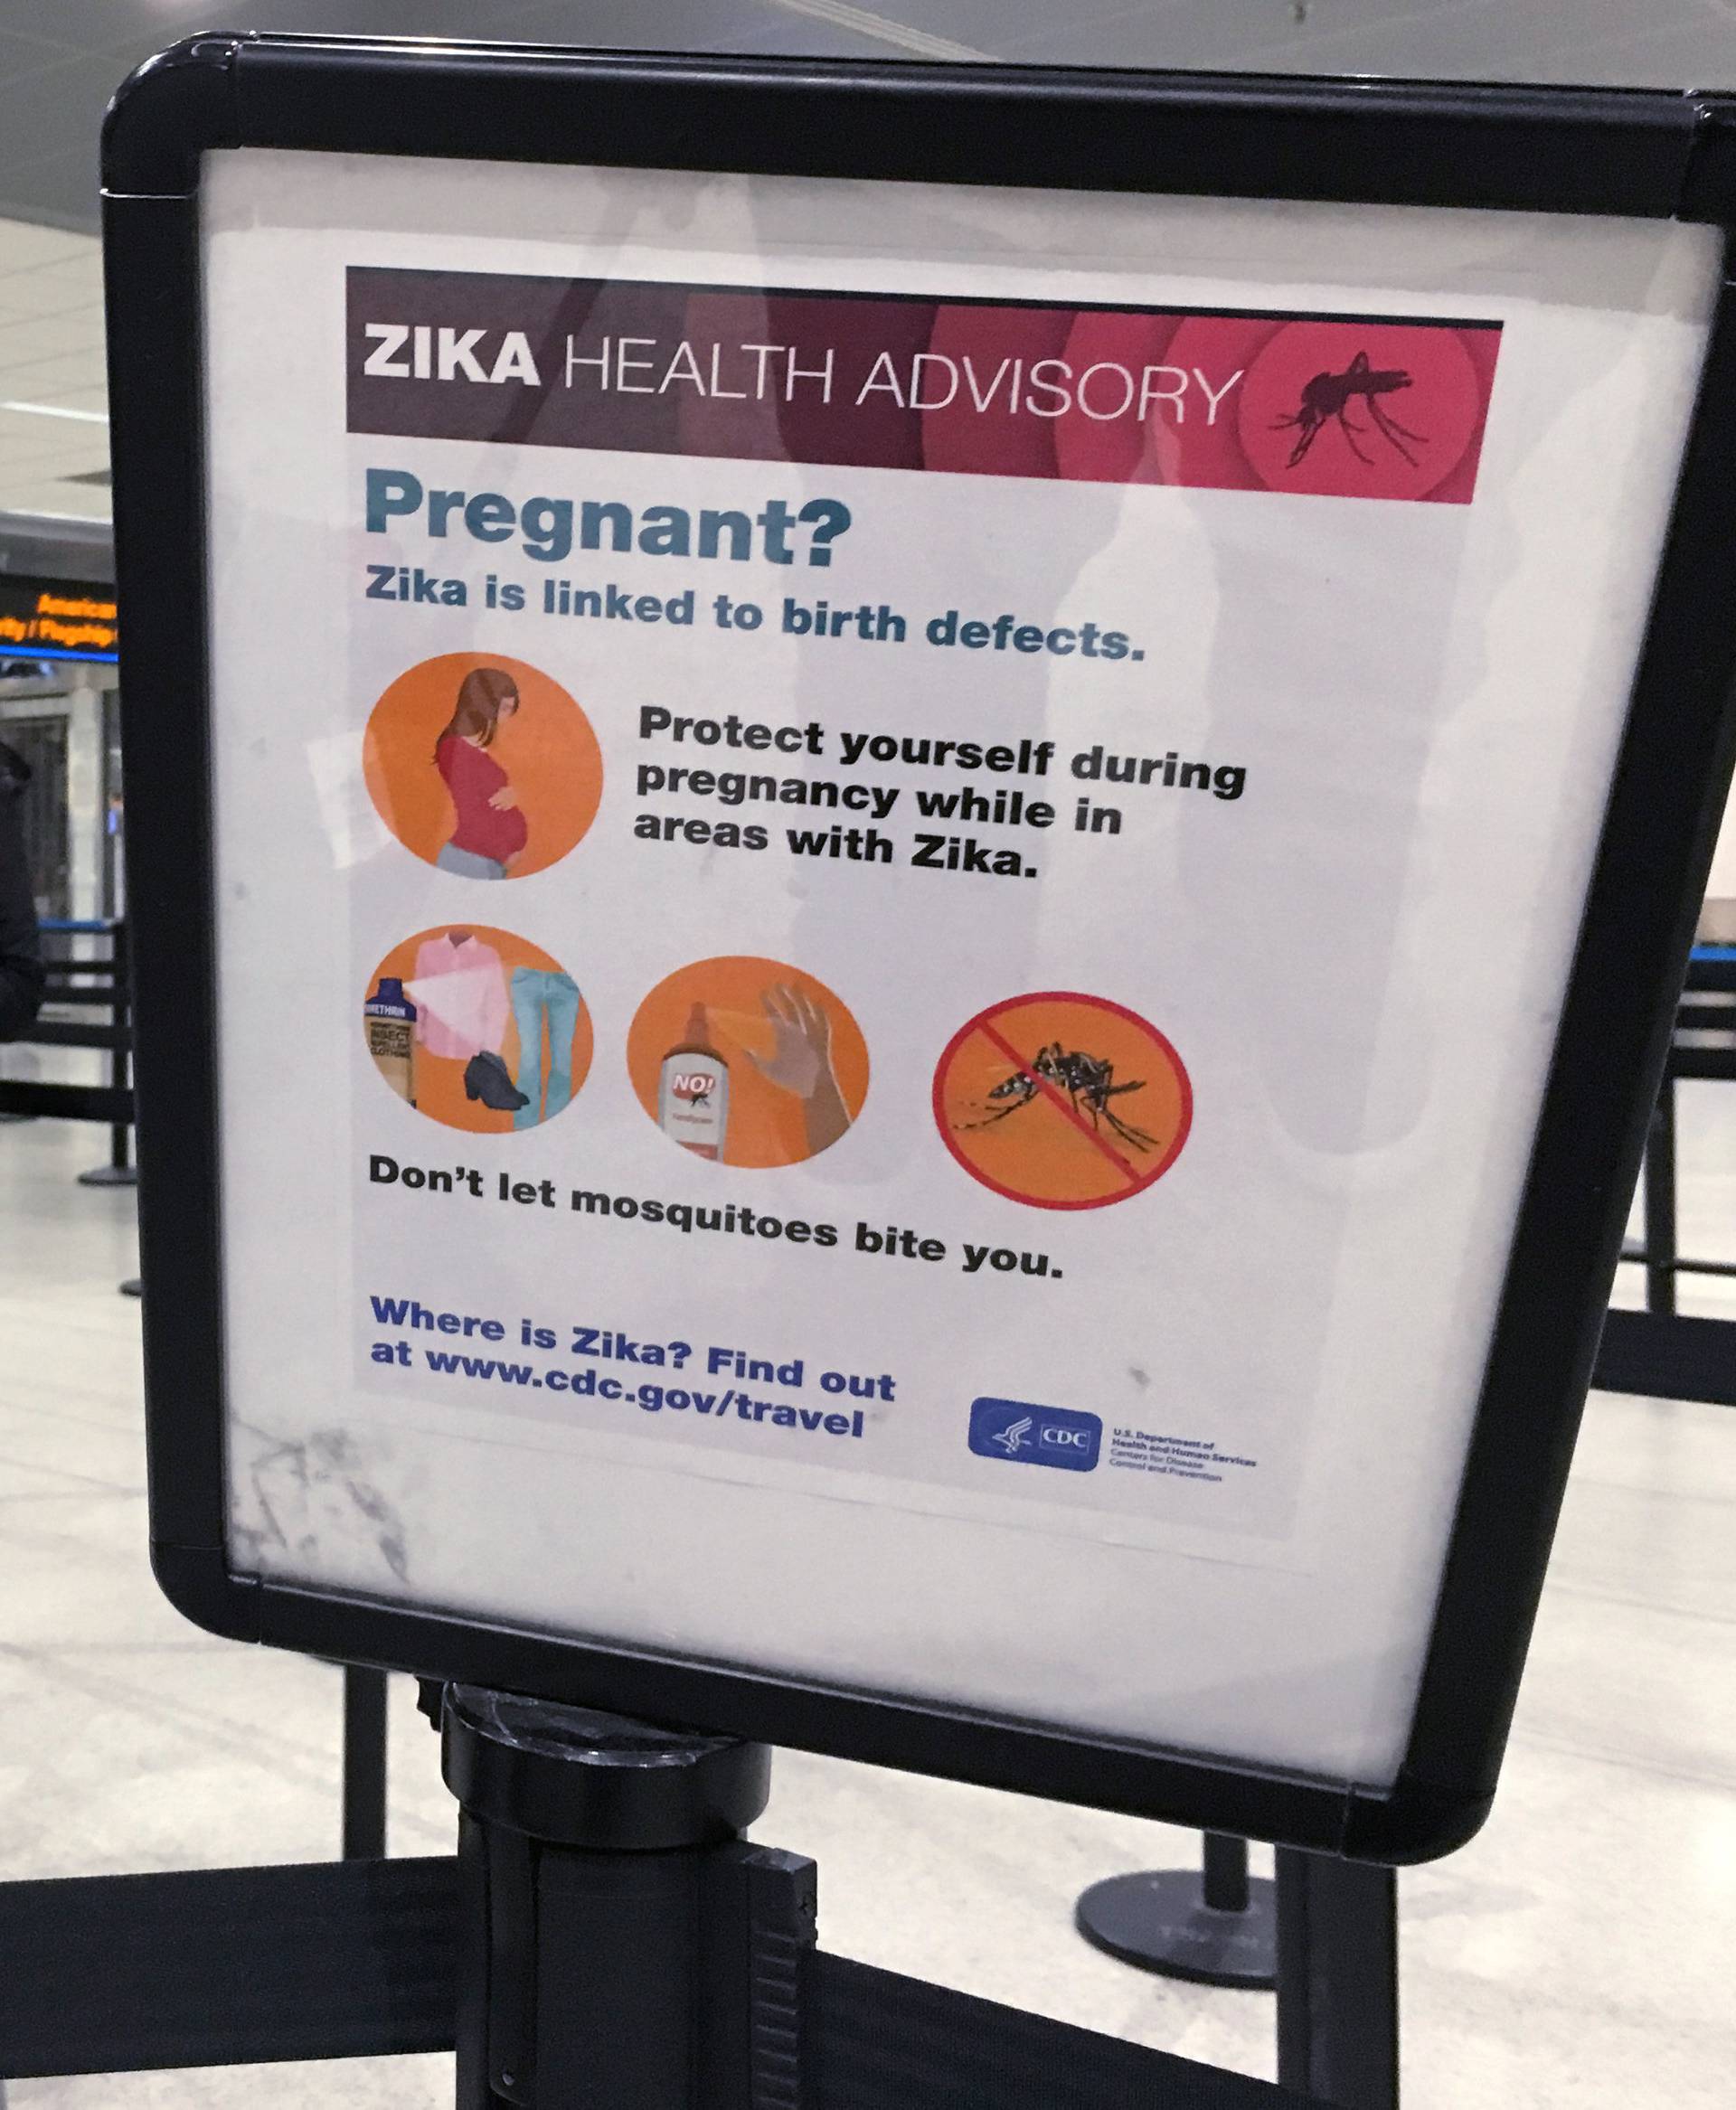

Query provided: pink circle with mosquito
[1235,322,1484,503]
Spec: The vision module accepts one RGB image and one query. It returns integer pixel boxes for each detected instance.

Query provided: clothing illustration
[435,842,508,881]
[364,656,600,881]
[365,924,589,1134]
[510,967,581,1130]
[437,734,526,869]
[465,1049,527,1112]
[407,932,509,1060]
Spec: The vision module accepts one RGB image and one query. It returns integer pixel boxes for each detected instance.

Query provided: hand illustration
[748,984,830,1096]
[488,786,520,811]
[746,984,852,1154]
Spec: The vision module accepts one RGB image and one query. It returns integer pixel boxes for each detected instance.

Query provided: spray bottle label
[658,1050,729,1158]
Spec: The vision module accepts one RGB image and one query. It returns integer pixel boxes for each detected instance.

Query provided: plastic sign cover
[202,150,1716,1786]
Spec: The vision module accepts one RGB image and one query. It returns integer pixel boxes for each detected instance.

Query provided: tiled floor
[2,1107,1733,2105]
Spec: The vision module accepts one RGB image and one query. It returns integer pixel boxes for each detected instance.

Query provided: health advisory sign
[203,148,1714,1786]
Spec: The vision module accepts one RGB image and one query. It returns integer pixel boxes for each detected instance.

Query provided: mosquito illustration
[959,1041,1159,1153]
[1274,350,1425,469]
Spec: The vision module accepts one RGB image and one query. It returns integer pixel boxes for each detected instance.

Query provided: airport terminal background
[3,4,1735,2105]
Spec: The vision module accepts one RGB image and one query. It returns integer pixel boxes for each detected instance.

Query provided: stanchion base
[118,1278,142,1299]
[1076,1870,1277,1989]
[79,1163,137,1188]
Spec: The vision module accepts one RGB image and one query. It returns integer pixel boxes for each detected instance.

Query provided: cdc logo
[967,1397,1102,1473]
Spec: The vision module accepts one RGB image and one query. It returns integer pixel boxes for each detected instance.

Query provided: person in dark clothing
[0,739,43,1040]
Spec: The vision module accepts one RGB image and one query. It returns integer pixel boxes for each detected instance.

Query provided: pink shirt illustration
[407,933,508,1059]
[437,735,528,864]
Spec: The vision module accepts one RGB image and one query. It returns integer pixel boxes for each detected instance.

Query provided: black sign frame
[102,33,1736,1862]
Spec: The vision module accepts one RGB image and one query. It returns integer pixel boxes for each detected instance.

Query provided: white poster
[203,150,1715,1784]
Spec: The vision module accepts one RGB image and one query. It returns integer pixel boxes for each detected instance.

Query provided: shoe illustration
[464,1050,529,1111]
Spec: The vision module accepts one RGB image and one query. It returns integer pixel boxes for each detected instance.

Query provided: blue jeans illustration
[436,841,507,880]
[510,968,580,1129]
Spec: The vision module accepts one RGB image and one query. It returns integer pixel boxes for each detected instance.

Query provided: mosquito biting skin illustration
[958,1041,1159,1153]
[1274,350,1426,468]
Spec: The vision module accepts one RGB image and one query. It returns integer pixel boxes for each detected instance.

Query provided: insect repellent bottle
[658,1003,729,1159]
[363,975,418,1106]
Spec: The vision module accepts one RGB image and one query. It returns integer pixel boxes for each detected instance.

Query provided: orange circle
[362,652,602,879]
[363,924,593,1135]
[933,993,1191,1209]
[627,957,869,1169]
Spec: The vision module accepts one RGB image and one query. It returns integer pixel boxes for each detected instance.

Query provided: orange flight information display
[0,575,118,664]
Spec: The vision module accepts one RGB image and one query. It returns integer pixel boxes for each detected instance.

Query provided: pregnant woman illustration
[433,664,526,880]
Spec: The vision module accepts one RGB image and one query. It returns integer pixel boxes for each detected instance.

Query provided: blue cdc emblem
[967,1396,1102,1473]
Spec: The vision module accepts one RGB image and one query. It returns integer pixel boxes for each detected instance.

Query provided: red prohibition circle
[931,990,1193,1210]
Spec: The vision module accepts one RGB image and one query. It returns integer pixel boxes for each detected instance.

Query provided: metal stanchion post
[342,1666,391,1860]
[1275,1848,1399,2110]
[78,922,137,1190]
[1644,1077,1678,1315]
[438,1685,799,2110]
[1075,1832,1276,1988]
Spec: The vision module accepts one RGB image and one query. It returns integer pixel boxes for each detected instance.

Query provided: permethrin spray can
[658,1002,729,1158]
[364,975,418,1105]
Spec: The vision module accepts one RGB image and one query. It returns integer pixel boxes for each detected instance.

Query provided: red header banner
[348,267,1502,504]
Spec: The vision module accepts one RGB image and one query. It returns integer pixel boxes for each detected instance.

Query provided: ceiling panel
[0,29,83,76]
[777,0,999,47]
[0,1,221,52]
[0,0,1731,241]
[734,3,986,58]
[206,0,604,42]
[0,54,130,175]
[0,0,1725,525]
[301,1,771,45]
[1000,0,1731,78]
[720,12,946,57]
[0,201,105,520]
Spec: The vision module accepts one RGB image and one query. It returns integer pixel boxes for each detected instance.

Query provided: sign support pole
[438,1684,802,2109]
[1643,1085,1679,1314]
[1275,1850,1400,2110]
[74,921,137,1188]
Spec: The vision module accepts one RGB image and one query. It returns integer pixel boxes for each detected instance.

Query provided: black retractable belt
[0,1685,1319,2107]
